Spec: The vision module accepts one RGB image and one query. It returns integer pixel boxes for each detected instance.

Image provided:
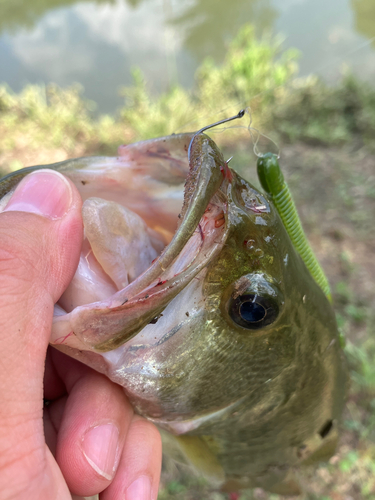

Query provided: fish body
[0,133,347,494]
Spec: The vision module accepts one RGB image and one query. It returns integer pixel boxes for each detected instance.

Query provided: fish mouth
[51,133,232,352]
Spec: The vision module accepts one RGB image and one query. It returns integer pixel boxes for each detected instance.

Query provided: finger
[101,416,162,500]
[51,349,134,497]
[0,170,83,497]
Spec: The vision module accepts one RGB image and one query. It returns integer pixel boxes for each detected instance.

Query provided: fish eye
[229,293,279,330]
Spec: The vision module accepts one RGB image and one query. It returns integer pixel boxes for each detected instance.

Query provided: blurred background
[1,0,375,498]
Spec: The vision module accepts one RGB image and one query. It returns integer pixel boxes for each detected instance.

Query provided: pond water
[1,0,375,114]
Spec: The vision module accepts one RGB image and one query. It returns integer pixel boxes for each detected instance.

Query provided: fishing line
[192,105,280,159]
[242,107,280,159]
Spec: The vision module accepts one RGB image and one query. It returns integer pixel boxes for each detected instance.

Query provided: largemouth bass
[0,126,347,495]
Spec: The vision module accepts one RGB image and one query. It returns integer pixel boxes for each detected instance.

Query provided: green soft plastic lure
[257,152,332,302]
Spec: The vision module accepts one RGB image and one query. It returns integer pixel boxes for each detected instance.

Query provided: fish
[0,125,347,495]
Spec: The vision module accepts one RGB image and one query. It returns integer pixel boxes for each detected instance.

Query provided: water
[0,0,375,114]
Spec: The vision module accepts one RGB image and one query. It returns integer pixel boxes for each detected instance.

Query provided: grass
[1,23,375,499]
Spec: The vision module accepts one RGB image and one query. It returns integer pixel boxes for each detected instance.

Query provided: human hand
[0,170,162,500]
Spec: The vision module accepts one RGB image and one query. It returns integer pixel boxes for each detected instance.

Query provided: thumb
[0,170,83,493]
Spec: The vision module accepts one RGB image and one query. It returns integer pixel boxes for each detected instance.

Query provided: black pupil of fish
[239,300,266,323]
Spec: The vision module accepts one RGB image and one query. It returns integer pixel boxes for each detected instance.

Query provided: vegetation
[271,74,375,148]
[1,23,375,500]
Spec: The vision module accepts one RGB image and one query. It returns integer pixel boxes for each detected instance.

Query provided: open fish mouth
[23,132,232,352]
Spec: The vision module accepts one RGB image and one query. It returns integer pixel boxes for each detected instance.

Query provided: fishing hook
[188,109,245,162]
